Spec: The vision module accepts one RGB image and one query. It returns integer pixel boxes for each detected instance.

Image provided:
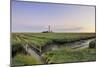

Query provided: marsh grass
[43,48,96,64]
[12,54,42,66]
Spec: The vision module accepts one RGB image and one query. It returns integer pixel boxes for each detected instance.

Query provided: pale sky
[12,0,95,32]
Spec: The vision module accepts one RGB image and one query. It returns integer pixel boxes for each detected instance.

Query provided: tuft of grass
[12,54,42,66]
[89,40,96,48]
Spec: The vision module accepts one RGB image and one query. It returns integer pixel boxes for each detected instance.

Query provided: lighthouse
[48,25,51,32]
[42,25,52,33]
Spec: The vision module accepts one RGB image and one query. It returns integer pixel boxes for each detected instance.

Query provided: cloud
[53,26,83,32]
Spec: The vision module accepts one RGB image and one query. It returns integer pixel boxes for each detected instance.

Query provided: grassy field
[11,33,96,66]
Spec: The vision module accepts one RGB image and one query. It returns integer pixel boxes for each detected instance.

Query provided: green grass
[12,54,42,66]
[43,48,96,64]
